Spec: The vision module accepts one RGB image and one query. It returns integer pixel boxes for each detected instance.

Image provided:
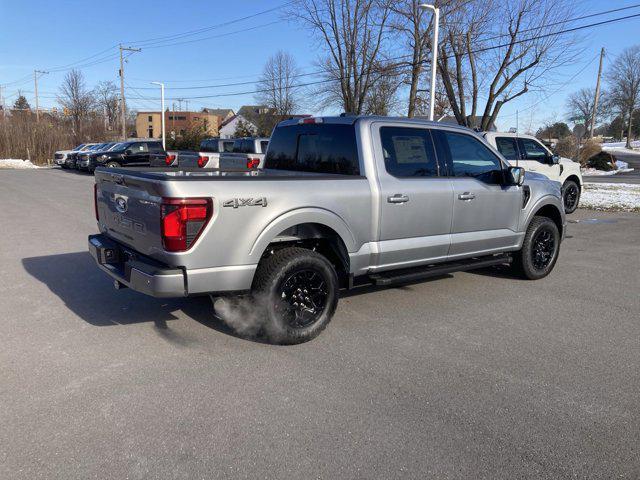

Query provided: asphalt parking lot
[1,168,639,479]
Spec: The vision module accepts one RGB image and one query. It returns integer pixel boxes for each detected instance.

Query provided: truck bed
[95,166,365,181]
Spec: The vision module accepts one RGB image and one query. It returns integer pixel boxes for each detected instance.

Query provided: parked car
[483,132,583,213]
[218,137,269,170]
[54,144,85,167]
[87,140,164,172]
[89,115,565,345]
[64,143,97,169]
[76,143,121,171]
[178,138,236,169]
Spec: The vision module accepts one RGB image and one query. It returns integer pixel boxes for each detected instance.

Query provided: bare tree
[93,80,119,129]
[57,69,95,133]
[289,0,392,114]
[437,0,579,131]
[363,63,402,115]
[606,46,640,148]
[566,87,597,137]
[388,0,463,117]
[256,51,301,116]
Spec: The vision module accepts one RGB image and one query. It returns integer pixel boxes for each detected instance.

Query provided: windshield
[73,144,85,150]
[107,143,123,151]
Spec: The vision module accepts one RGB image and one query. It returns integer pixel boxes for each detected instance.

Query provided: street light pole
[419,3,440,121]
[151,82,166,149]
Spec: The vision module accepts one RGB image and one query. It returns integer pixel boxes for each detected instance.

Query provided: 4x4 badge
[223,197,267,208]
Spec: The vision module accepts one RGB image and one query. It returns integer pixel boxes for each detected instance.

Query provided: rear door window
[265,124,359,175]
[129,142,149,153]
[494,137,519,160]
[380,126,439,177]
[222,141,234,152]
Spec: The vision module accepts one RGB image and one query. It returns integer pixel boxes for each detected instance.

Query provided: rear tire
[562,180,580,214]
[512,216,560,280]
[252,247,339,344]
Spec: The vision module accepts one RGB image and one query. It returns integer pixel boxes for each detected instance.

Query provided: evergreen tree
[13,95,31,111]
[233,118,257,137]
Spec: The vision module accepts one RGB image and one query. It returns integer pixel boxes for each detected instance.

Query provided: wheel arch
[531,203,564,238]
[250,209,356,284]
[564,174,582,191]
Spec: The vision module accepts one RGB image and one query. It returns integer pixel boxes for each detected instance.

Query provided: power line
[497,53,601,119]
[138,21,280,50]
[126,2,292,47]
[127,4,640,94]
[160,10,640,101]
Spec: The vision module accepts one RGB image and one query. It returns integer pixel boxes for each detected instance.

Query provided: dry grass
[0,112,119,165]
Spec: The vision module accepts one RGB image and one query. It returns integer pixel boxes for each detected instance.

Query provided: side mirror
[550,154,560,164]
[506,166,525,186]
[125,149,132,155]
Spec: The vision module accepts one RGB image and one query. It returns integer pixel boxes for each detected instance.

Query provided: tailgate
[219,153,264,170]
[94,170,164,256]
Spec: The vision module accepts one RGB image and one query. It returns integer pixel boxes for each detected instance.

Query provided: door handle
[387,194,409,204]
[458,192,475,201]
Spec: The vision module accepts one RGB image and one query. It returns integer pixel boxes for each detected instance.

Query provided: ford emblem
[115,197,128,213]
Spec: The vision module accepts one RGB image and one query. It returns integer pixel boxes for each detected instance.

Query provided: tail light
[165,154,176,166]
[94,183,99,221]
[161,198,212,252]
[197,155,209,168]
[247,157,260,169]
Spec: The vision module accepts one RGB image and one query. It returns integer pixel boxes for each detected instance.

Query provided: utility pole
[177,98,183,111]
[34,70,48,122]
[590,47,605,139]
[119,44,142,140]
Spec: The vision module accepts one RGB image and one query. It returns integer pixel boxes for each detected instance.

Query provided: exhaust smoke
[211,295,286,343]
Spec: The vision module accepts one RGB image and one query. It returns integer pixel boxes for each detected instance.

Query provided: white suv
[483,132,583,213]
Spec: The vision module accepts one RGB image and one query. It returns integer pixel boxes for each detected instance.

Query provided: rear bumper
[88,234,256,297]
[89,234,186,297]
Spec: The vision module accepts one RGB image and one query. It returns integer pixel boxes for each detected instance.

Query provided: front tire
[562,180,580,214]
[252,247,339,344]
[105,161,121,168]
[512,216,560,280]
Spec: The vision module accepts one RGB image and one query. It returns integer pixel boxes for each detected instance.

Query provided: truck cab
[483,132,583,213]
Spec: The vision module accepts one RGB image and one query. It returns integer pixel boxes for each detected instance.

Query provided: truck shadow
[20,252,235,337]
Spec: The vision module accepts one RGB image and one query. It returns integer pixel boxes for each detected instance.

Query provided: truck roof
[277,115,477,134]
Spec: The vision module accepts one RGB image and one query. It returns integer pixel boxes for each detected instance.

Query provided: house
[201,108,235,123]
[135,110,220,139]
[218,114,258,139]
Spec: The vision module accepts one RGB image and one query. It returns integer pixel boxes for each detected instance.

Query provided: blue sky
[1,0,640,130]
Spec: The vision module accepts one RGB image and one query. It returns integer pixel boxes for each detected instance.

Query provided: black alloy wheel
[512,216,560,280]
[276,268,329,329]
[531,228,556,271]
[252,247,339,344]
[562,181,580,214]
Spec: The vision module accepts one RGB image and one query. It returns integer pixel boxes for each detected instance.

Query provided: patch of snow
[0,159,40,169]
[601,140,640,149]
[581,159,634,176]
[580,182,640,212]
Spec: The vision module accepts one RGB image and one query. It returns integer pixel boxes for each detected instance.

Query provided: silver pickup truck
[89,116,565,344]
